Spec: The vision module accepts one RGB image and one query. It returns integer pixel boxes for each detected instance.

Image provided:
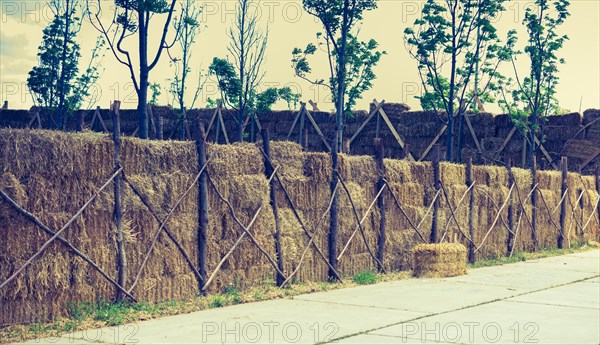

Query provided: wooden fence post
[401,144,410,160]
[302,128,309,150]
[76,111,84,132]
[157,115,164,140]
[111,101,126,301]
[196,121,209,292]
[374,138,386,272]
[262,129,285,286]
[298,108,305,146]
[467,157,475,263]
[329,151,340,280]
[531,156,538,249]
[147,104,156,139]
[431,145,441,243]
[506,159,515,256]
[559,157,568,249]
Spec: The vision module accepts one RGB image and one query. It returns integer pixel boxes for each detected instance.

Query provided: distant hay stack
[412,243,467,278]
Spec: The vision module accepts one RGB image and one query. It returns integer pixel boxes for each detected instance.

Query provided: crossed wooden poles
[2,107,600,306]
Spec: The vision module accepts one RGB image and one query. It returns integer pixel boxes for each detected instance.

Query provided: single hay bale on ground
[412,243,467,278]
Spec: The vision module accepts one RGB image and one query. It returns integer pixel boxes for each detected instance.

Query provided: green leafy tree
[27,0,103,128]
[88,0,179,139]
[294,0,377,280]
[209,58,300,125]
[149,82,162,105]
[496,0,570,166]
[292,0,379,152]
[292,34,385,118]
[404,0,508,162]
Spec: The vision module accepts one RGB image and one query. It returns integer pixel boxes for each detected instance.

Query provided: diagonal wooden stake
[281,183,341,287]
[419,125,448,162]
[287,103,306,139]
[494,127,517,160]
[383,180,428,243]
[463,114,484,156]
[0,188,136,301]
[201,205,264,291]
[258,147,343,282]
[373,99,415,161]
[439,182,476,243]
[337,184,387,261]
[208,174,287,280]
[349,100,385,145]
[336,175,386,271]
[304,107,332,152]
[0,168,122,291]
[475,184,515,253]
[125,160,211,294]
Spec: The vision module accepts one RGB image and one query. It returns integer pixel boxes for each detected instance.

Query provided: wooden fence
[0,102,599,325]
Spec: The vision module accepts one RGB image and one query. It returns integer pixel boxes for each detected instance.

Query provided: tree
[296,0,377,280]
[28,0,103,128]
[168,0,204,139]
[209,58,300,139]
[88,0,179,139]
[496,0,570,166]
[292,33,385,118]
[217,0,268,141]
[404,0,508,162]
[293,0,378,152]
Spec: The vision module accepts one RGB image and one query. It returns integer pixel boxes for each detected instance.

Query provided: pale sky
[1,0,599,113]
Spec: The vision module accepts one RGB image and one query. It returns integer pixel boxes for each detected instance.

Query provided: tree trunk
[137,11,149,139]
[456,110,464,163]
[328,0,350,281]
[56,0,71,130]
[446,115,454,162]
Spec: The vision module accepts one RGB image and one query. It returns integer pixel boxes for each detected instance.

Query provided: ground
[15,250,600,345]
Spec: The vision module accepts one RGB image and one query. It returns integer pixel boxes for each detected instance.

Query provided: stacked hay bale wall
[0,128,598,326]
[3,106,598,173]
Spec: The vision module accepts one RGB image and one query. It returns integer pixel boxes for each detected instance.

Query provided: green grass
[352,270,378,285]
[468,243,596,269]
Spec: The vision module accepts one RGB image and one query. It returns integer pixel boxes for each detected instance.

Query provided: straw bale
[546,112,582,126]
[410,122,440,137]
[410,162,434,185]
[537,170,561,191]
[583,109,600,127]
[0,173,28,217]
[440,163,466,186]
[473,165,509,188]
[387,182,426,207]
[412,243,467,278]
[370,102,410,116]
[339,155,377,184]
[207,142,263,177]
[303,152,332,182]
[384,159,412,183]
[562,140,600,160]
[269,141,305,180]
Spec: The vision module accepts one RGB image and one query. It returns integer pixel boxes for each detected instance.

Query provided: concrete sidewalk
[19,250,600,345]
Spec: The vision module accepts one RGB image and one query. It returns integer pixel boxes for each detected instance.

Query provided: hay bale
[268,141,305,180]
[440,162,466,186]
[583,109,600,134]
[412,243,467,278]
[370,102,410,115]
[546,113,582,126]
